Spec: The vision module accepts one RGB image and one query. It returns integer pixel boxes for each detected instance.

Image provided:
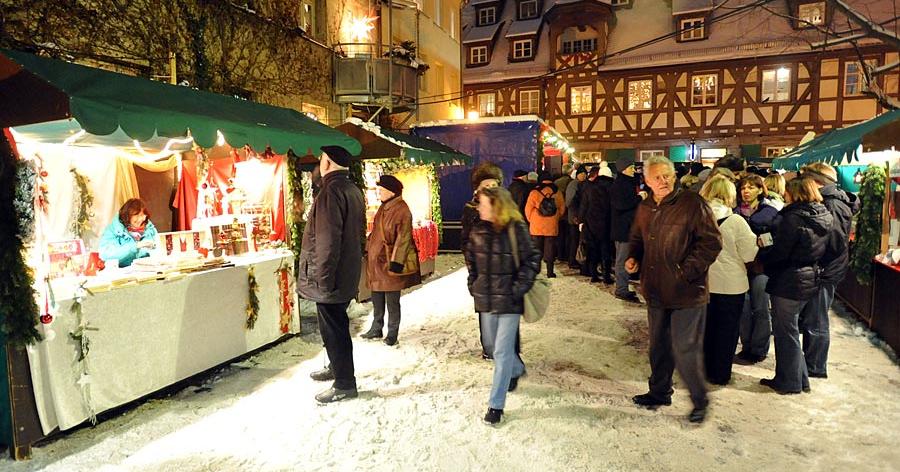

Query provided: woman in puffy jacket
[735,174,781,365]
[758,177,833,395]
[699,176,759,385]
[465,186,541,426]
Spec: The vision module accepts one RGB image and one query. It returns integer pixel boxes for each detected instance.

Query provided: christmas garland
[850,164,886,285]
[70,168,95,239]
[275,260,294,334]
[1,132,42,346]
[285,152,306,260]
[246,265,260,330]
[67,281,98,423]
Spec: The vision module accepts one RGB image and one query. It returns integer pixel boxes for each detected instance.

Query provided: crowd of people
[295,144,858,428]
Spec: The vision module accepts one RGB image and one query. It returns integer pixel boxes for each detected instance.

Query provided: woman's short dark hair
[737,174,768,203]
[119,198,150,225]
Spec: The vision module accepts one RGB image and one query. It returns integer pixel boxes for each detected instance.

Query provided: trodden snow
[5,255,899,471]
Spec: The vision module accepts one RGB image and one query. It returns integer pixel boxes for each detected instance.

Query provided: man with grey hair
[626,155,722,423]
[299,145,366,404]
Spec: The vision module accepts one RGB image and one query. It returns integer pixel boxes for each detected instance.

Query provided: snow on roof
[671,0,714,15]
[415,114,547,128]
[469,0,500,5]
[462,22,504,44]
[505,18,543,38]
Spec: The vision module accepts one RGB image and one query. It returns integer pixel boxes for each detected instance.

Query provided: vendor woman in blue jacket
[99,198,158,267]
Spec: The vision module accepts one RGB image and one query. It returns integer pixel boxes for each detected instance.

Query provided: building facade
[461,0,900,163]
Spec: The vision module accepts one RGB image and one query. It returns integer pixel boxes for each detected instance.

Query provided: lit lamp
[467,111,480,120]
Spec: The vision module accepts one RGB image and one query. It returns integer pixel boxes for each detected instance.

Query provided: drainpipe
[388,0,394,118]
[415,5,420,122]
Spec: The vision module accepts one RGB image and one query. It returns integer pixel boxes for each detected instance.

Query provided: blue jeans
[484,313,526,410]
[771,296,811,392]
[740,273,771,357]
[614,241,631,297]
[800,283,835,376]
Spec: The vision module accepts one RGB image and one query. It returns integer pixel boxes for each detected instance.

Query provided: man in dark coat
[580,167,614,283]
[626,156,722,424]
[508,170,532,216]
[298,145,366,404]
[610,156,646,302]
[799,163,859,379]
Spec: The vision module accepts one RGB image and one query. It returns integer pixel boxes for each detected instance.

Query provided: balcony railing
[333,43,419,108]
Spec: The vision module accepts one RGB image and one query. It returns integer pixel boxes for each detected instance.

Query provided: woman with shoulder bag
[465,186,541,426]
[361,175,421,346]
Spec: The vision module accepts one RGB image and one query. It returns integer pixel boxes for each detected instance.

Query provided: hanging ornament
[40,314,53,324]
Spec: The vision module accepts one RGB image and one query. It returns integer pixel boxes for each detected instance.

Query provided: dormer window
[519,0,539,20]
[679,17,705,41]
[469,45,489,65]
[798,2,825,27]
[561,38,596,54]
[477,7,497,26]
[611,0,629,5]
[512,39,534,60]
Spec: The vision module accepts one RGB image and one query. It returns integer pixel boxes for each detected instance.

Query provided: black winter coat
[460,199,480,255]
[297,170,366,304]
[508,179,532,216]
[819,184,859,285]
[742,202,780,235]
[465,220,542,314]
[610,173,642,242]
[760,202,833,301]
[579,177,612,244]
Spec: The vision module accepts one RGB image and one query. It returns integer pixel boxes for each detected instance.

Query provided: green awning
[669,145,688,162]
[0,49,360,155]
[773,109,900,170]
[336,120,470,165]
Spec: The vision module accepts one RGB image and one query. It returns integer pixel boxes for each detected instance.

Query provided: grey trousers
[739,273,772,357]
[771,296,811,392]
[800,283,835,376]
[647,305,708,408]
[370,291,401,337]
[614,241,631,297]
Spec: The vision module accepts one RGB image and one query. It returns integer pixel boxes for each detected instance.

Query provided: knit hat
[527,171,538,182]
[575,165,588,176]
[320,145,354,167]
[377,174,403,195]
[470,162,504,190]
[599,166,614,178]
[615,155,635,172]
[513,169,528,178]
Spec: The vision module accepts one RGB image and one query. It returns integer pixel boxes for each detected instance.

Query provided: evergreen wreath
[0,133,42,346]
[850,164,886,285]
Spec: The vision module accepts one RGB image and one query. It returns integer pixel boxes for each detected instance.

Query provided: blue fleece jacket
[98,219,158,267]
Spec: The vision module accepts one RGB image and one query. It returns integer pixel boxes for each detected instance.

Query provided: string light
[132,136,194,160]
[62,130,86,146]
[216,130,226,147]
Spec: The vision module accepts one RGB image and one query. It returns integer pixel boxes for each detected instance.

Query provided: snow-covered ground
[5,255,900,472]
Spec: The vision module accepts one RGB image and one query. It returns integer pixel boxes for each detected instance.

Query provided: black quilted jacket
[465,220,542,314]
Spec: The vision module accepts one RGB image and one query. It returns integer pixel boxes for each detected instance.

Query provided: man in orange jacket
[525,172,566,277]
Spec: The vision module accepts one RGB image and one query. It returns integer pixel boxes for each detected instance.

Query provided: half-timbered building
[461,0,900,164]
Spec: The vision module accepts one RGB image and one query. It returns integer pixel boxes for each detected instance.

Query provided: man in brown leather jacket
[626,156,722,424]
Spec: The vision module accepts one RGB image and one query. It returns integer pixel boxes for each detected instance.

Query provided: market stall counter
[27,251,297,434]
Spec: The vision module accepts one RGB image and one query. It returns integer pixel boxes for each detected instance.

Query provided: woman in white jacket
[700,175,760,385]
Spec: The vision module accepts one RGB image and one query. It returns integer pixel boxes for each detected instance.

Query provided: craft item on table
[47,239,86,279]
[275,260,294,334]
[157,230,207,257]
[245,203,274,250]
[197,182,223,218]
[69,168,95,239]
[222,178,247,215]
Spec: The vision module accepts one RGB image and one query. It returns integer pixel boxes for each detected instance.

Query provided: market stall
[0,49,360,459]
[773,109,900,353]
[336,119,470,297]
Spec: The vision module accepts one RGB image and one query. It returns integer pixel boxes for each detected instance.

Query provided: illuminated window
[611,0,629,5]
[477,7,496,26]
[579,151,602,162]
[478,93,496,116]
[762,67,791,102]
[512,39,534,59]
[519,89,540,114]
[302,103,327,123]
[628,79,652,110]
[469,46,488,65]
[519,0,538,19]
[766,146,793,157]
[570,85,592,115]
[798,2,825,26]
[561,38,597,54]
[640,150,664,160]
[680,18,705,41]
[691,73,717,106]
[701,148,727,158]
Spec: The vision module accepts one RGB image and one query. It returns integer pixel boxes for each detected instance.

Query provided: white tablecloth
[26,253,298,434]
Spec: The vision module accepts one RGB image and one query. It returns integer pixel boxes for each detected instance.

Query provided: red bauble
[40,171,49,177]
[40,314,53,324]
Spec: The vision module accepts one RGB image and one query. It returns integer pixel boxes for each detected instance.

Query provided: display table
[872,260,900,354]
[25,252,297,435]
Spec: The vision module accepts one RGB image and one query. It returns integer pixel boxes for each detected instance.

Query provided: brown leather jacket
[366,196,421,292]
[628,189,722,309]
